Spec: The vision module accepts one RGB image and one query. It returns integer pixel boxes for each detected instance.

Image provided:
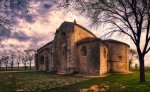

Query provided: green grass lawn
[0,71,150,92]
[45,71,150,92]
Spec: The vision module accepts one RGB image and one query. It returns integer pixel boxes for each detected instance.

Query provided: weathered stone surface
[35,21,129,76]
[100,43,108,75]
[104,40,130,73]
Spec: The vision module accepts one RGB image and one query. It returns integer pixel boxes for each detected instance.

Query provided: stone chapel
[35,21,130,76]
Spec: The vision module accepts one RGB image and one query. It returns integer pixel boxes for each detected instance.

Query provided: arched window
[40,56,44,64]
[62,46,66,55]
[81,46,87,56]
[104,48,107,58]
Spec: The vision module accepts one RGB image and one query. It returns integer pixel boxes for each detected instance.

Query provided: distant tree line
[0,49,35,71]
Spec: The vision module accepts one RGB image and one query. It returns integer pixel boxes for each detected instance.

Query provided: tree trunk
[18,64,19,70]
[6,65,7,70]
[139,55,145,83]
[25,63,26,70]
[11,61,13,70]
[30,60,31,70]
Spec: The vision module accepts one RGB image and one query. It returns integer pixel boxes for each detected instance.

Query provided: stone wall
[54,22,97,74]
[77,40,100,76]
[54,22,74,74]
[76,39,109,76]
[38,51,45,71]
[105,40,129,73]
[100,43,108,75]
[67,24,96,73]
[36,21,130,76]
[37,42,55,72]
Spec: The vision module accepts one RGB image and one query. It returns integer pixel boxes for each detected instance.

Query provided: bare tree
[25,49,35,70]
[9,50,16,70]
[16,51,22,70]
[129,48,138,70]
[2,56,9,70]
[0,57,2,70]
[22,52,28,70]
[135,64,139,70]
[63,0,150,83]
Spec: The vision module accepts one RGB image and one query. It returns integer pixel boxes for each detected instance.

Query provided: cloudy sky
[0,0,150,66]
[0,0,108,51]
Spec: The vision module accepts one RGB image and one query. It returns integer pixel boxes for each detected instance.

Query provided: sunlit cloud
[0,0,150,66]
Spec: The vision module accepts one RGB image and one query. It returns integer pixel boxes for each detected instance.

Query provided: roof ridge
[104,39,130,47]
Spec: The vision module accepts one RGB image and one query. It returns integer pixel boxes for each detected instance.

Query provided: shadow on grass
[43,71,150,92]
